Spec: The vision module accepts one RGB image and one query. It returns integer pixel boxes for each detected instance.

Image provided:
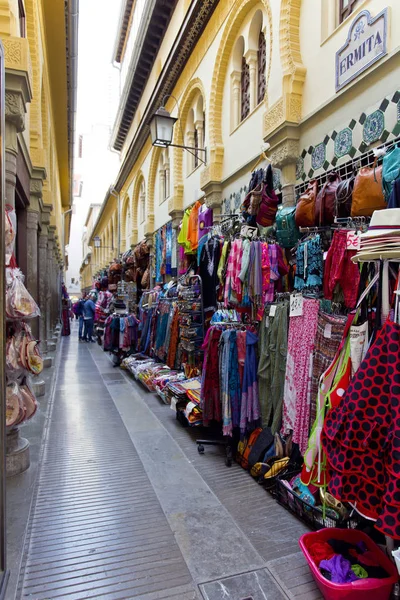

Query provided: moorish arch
[147,145,162,217]
[207,0,273,177]
[121,193,131,251]
[170,77,206,212]
[131,171,146,239]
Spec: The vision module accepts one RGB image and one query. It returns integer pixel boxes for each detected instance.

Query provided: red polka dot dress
[321,319,400,538]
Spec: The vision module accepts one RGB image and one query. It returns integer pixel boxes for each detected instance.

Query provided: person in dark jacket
[76,294,86,341]
[83,294,96,342]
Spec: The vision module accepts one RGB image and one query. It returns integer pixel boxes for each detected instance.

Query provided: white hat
[361,208,400,239]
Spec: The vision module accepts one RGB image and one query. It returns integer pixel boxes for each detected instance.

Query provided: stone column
[38,228,48,348]
[159,169,166,204]
[230,71,241,130]
[25,208,39,338]
[186,131,195,172]
[46,234,54,340]
[194,120,204,150]
[5,92,24,208]
[269,136,300,208]
[245,49,258,112]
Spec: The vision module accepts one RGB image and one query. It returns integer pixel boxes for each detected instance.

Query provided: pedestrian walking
[75,294,86,341]
[83,293,96,342]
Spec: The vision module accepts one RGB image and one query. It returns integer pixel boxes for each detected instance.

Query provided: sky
[65,0,123,295]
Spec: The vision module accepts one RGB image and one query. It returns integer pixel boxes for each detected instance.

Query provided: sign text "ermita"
[336,9,388,92]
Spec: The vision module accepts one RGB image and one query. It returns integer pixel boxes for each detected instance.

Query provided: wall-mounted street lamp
[93,236,114,250]
[149,96,207,165]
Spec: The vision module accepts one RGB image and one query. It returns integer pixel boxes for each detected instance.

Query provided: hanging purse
[335,173,355,218]
[295,180,318,227]
[351,158,386,217]
[315,171,341,225]
[256,164,280,228]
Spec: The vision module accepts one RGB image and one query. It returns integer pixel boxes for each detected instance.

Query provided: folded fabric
[351,564,368,579]
[319,555,358,583]
[309,542,335,566]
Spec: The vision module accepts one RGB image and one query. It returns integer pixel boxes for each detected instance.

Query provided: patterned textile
[309,311,347,426]
[322,319,400,539]
[324,230,360,309]
[166,306,180,369]
[166,222,172,275]
[281,298,320,454]
[201,327,222,426]
[240,331,260,433]
[294,235,324,291]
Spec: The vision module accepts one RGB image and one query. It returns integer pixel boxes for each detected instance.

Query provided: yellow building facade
[83,0,400,286]
[0,0,76,343]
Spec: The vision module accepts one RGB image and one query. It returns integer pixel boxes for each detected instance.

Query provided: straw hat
[360,208,400,239]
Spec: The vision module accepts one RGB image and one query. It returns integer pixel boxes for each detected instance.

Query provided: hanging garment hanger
[251,148,271,172]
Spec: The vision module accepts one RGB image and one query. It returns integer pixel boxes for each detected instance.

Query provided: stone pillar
[38,229,48,348]
[195,120,204,150]
[144,232,154,289]
[202,182,223,222]
[231,71,241,130]
[5,93,24,208]
[25,208,39,338]
[186,131,195,172]
[46,234,54,340]
[245,49,258,112]
[159,169,166,204]
[269,136,300,208]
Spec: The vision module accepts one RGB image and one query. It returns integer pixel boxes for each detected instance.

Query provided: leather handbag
[315,172,341,225]
[351,158,386,217]
[295,180,318,227]
[335,175,355,218]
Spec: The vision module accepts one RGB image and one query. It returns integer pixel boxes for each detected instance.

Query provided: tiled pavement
[13,329,322,600]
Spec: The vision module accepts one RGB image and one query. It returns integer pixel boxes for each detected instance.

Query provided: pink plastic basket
[299,528,399,600]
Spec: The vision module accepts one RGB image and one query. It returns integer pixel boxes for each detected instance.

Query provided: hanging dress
[321,318,400,539]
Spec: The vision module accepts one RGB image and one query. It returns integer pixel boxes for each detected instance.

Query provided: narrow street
[15,326,319,600]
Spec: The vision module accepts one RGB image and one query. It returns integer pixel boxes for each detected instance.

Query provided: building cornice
[114,0,219,190]
[111,0,179,152]
[112,0,135,64]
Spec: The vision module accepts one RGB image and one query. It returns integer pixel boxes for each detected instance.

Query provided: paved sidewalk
[14,329,322,600]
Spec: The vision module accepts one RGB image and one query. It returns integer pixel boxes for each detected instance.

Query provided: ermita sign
[336,9,388,92]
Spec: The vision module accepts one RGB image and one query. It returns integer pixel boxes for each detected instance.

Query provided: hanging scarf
[240,330,260,433]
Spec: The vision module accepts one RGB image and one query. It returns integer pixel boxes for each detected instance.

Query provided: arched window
[258,30,266,105]
[140,181,146,224]
[185,93,205,174]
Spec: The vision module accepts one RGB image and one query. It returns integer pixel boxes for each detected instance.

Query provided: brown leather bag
[315,172,341,225]
[295,180,318,227]
[351,159,386,217]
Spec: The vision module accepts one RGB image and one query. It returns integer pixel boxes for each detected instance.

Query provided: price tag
[240,225,258,239]
[269,305,277,317]
[323,251,328,261]
[290,294,303,317]
[346,230,361,250]
[324,323,332,339]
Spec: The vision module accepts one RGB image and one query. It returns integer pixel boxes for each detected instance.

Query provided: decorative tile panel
[363,109,385,144]
[311,143,326,170]
[334,128,352,158]
[297,89,400,181]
